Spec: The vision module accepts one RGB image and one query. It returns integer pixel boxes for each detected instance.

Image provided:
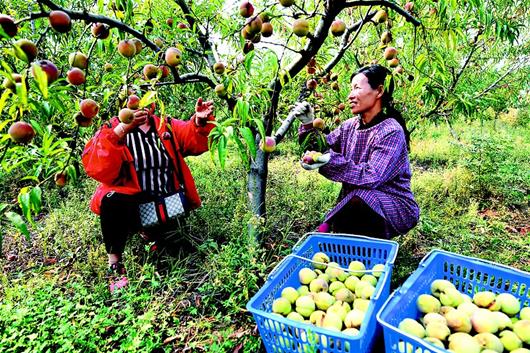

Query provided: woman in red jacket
[82,98,215,292]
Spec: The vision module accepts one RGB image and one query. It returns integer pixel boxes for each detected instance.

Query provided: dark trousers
[100,192,187,255]
[330,196,388,238]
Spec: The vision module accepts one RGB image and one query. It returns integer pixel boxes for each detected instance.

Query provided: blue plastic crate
[377,249,530,353]
[246,232,399,353]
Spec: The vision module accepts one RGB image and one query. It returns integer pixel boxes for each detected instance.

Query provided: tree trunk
[247,148,268,241]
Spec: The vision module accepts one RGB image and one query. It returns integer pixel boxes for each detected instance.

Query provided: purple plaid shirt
[300,116,419,236]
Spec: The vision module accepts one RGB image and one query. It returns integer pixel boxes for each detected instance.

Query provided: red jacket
[82,114,214,215]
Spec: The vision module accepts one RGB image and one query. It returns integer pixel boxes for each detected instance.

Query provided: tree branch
[35,0,159,51]
[344,0,421,27]
[474,60,524,99]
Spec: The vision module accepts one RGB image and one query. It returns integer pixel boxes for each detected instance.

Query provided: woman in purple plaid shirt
[295,65,419,238]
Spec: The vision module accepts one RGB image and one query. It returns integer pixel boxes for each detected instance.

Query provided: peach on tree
[9,121,35,144]
[32,60,59,84]
[0,14,18,37]
[67,67,86,86]
[79,99,99,118]
[293,19,309,37]
[239,1,254,18]
[330,20,346,37]
[14,39,38,63]
[118,39,136,58]
[165,47,182,67]
[49,11,71,33]
[68,52,88,69]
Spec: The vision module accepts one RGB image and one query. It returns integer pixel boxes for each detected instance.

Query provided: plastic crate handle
[419,249,530,275]
[292,231,393,253]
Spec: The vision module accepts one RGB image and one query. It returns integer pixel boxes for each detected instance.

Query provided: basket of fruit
[246,232,399,353]
[376,249,530,353]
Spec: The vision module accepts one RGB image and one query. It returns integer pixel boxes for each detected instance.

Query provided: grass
[1,118,529,352]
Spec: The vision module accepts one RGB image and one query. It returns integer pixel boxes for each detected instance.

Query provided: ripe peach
[119,108,135,124]
[239,1,254,18]
[214,84,227,97]
[118,39,136,58]
[127,95,140,109]
[158,65,171,78]
[3,73,22,91]
[313,117,325,130]
[154,37,164,47]
[79,99,99,118]
[373,9,387,24]
[260,136,276,152]
[49,10,71,33]
[68,52,88,69]
[404,2,414,12]
[0,14,18,37]
[213,62,225,75]
[293,19,309,37]
[331,82,339,91]
[91,23,110,39]
[279,0,295,6]
[14,39,38,63]
[330,20,346,37]
[306,78,318,90]
[243,41,254,54]
[54,172,67,187]
[281,287,299,304]
[166,18,174,27]
[8,121,35,144]
[272,297,291,315]
[388,58,399,67]
[384,47,397,60]
[67,67,86,85]
[165,47,182,66]
[381,31,392,44]
[261,22,273,37]
[177,22,188,29]
[32,60,59,84]
[143,64,159,80]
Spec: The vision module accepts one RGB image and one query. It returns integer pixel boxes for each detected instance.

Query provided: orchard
[0,0,529,352]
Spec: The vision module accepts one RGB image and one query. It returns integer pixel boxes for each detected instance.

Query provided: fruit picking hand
[194,97,214,126]
[289,101,314,125]
[300,152,330,170]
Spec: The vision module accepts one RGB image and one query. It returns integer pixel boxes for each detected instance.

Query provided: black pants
[100,192,187,254]
[330,196,389,238]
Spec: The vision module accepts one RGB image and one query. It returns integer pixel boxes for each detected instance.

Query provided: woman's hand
[290,101,314,125]
[300,151,330,170]
[194,97,214,126]
[114,109,149,138]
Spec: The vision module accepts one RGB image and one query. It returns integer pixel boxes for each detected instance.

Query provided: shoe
[108,262,128,293]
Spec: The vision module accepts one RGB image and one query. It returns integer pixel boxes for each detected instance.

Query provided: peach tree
[0,0,527,242]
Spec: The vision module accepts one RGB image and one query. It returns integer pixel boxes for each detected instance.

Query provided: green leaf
[139,91,157,108]
[0,89,11,114]
[232,135,249,169]
[233,99,250,126]
[244,51,255,72]
[5,211,30,240]
[29,186,42,214]
[217,135,227,169]
[31,63,49,99]
[253,118,265,141]
[18,188,32,224]
[240,127,256,159]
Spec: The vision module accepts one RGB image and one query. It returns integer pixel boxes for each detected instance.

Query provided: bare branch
[474,60,525,99]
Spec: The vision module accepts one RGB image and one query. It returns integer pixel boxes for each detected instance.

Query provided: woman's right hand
[289,101,314,125]
[114,109,149,138]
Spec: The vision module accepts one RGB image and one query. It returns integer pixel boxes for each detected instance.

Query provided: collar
[358,110,387,130]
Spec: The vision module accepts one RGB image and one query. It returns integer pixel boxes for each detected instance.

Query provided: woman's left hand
[301,152,331,170]
[194,97,214,126]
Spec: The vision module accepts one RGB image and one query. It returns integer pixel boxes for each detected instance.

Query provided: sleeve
[319,129,407,189]
[170,115,215,157]
[81,126,130,184]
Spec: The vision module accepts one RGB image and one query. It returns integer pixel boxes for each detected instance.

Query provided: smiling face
[348,73,384,118]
